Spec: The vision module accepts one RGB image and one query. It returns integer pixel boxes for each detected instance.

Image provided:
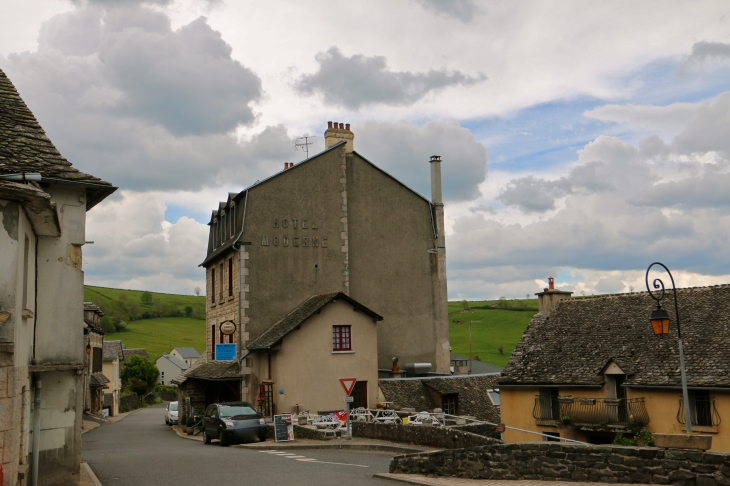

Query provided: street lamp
[645,262,692,433]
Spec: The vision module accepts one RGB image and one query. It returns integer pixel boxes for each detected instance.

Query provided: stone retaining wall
[353,422,501,450]
[390,442,730,485]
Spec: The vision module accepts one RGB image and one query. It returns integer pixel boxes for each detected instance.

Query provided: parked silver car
[165,401,179,425]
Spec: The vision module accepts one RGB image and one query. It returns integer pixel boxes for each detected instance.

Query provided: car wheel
[219,429,228,447]
[203,429,211,444]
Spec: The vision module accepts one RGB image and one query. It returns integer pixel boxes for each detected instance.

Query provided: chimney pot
[548,276,555,290]
[328,121,333,129]
[333,121,338,128]
[429,155,443,205]
[324,120,354,152]
[339,123,344,129]
[345,123,350,130]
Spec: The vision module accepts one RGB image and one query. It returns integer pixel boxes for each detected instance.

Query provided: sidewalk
[171,424,433,454]
[79,462,102,486]
[374,475,654,486]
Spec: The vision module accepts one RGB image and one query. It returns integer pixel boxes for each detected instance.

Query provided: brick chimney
[324,121,354,153]
[536,276,572,317]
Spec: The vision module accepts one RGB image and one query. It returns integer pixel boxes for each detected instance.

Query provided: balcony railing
[533,396,650,428]
[677,397,721,427]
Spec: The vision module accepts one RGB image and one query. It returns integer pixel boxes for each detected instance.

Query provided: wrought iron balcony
[533,396,650,428]
[677,396,721,427]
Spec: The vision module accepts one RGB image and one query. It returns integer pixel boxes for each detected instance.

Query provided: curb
[82,462,103,486]
[171,424,427,454]
[373,474,440,485]
[236,443,426,454]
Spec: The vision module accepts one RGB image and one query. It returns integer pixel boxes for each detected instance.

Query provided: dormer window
[213,220,218,249]
[221,211,226,244]
[230,203,236,237]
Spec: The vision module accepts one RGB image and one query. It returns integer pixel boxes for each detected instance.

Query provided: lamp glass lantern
[86,343,91,354]
[649,305,670,335]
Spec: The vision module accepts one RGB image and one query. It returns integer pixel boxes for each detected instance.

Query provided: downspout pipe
[234,190,248,362]
[31,377,41,486]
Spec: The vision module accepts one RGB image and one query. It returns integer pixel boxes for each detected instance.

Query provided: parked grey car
[202,402,266,446]
[165,401,179,425]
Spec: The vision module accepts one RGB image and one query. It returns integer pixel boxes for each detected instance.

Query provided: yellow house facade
[499,282,730,452]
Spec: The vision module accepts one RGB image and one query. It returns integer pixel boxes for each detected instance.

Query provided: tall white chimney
[430,155,443,205]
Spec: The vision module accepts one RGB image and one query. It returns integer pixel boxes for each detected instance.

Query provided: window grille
[332,325,352,351]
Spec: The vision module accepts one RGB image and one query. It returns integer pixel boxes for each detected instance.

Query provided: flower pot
[298,416,308,426]
[654,434,712,450]
[181,425,187,433]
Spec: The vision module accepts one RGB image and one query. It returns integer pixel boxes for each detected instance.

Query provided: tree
[120,355,159,395]
[184,306,193,318]
[461,299,469,311]
[140,291,153,305]
[101,316,116,334]
[194,287,202,297]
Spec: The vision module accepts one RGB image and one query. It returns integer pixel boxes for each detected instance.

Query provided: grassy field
[104,317,206,361]
[448,299,538,368]
[84,285,205,312]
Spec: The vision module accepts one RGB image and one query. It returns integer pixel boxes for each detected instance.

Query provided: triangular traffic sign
[339,377,357,396]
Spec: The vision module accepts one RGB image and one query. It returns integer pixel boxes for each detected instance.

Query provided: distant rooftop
[173,347,201,359]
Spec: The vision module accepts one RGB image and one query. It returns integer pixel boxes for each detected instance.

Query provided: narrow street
[82,404,395,486]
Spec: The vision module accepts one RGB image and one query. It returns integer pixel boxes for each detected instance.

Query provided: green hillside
[105,317,206,361]
[448,299,537,368]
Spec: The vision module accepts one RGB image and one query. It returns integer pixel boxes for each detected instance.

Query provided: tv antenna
[295,135,315,159]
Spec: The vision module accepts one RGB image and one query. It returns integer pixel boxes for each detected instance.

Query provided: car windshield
[219,404,257,418]
[170,403,178,411]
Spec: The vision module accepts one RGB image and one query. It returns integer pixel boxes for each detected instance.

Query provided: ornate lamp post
[645,262,692,433]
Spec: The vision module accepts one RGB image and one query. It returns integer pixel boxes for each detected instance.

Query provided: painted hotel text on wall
[261,217,328,248]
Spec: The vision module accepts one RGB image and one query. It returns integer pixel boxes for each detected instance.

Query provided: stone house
[178,122,450,416]
[499,280,730,452]
[0,68,115,485]
[156,354,189,386]
[102,341,124,417]
[170,347,200,367]
[379,374,501,422]
[83,302,107,416]
[121,347,150,361]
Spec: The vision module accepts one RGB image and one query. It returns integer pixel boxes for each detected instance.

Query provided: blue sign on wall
[215,343,236,361]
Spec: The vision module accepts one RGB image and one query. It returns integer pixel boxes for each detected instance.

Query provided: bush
[120,355,159,395]
[140,291,153,305]
[613,428,654,447]
[101,316,116,334]
[187,416,195,427]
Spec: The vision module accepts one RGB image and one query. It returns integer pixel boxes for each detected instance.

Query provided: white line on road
[285,456,307,459]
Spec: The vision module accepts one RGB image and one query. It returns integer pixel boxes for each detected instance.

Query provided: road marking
[285,455,307,459]
[296,458,317,462]
[258,449,369,467]
[309,461,369,468]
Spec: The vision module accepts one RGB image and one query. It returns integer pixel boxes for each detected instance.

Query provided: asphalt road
[82,404,395,486]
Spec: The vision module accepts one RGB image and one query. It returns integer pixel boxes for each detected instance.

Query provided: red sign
[339,377,357,396]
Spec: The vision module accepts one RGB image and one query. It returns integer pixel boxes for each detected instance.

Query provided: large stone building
[0,69,115,485]
[177,122,450,415]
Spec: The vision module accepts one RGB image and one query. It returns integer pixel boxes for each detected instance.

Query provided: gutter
[623,384,730,391]
[497,384,603,388]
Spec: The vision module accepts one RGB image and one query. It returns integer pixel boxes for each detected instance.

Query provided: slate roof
[122,348,150,360]
[89,372,110,387]
[379,375,501,422]
[173,347,201,359]
[0,69,115,209]
[102,340,123,362]
[174,361,241,383]
[158,354,189,370]
[0,69,109,184]
[450,353,504,374]
[499,285,730,389]
[247,292,383,350]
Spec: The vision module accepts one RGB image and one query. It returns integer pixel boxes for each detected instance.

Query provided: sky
[2,0,730,299]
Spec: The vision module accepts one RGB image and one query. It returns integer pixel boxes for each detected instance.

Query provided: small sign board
[339,377,357,396]
[344,396,354,403]
[220,321,236,335]
[496,423,506,434]
[273,414,294,442]
[215,343,236,361]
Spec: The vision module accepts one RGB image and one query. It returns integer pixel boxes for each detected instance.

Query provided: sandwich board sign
[273,414,293,442]
[339,377,357,396]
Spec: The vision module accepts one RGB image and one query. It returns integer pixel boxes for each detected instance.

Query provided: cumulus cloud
[355,119,488,202]
[685,41,730,63]
[295,47,486,109]
[414,0,479,22]
[447,90,730,299]
[84,191,208,294]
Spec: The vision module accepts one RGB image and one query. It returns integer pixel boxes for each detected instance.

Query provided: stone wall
[352,422,501,450]
[390,442,730,485]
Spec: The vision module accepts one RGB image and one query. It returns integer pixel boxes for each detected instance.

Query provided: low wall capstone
[390,442,730,485]
[353,422,501,450]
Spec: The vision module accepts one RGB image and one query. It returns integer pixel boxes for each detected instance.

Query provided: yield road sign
[339,377,357,396]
